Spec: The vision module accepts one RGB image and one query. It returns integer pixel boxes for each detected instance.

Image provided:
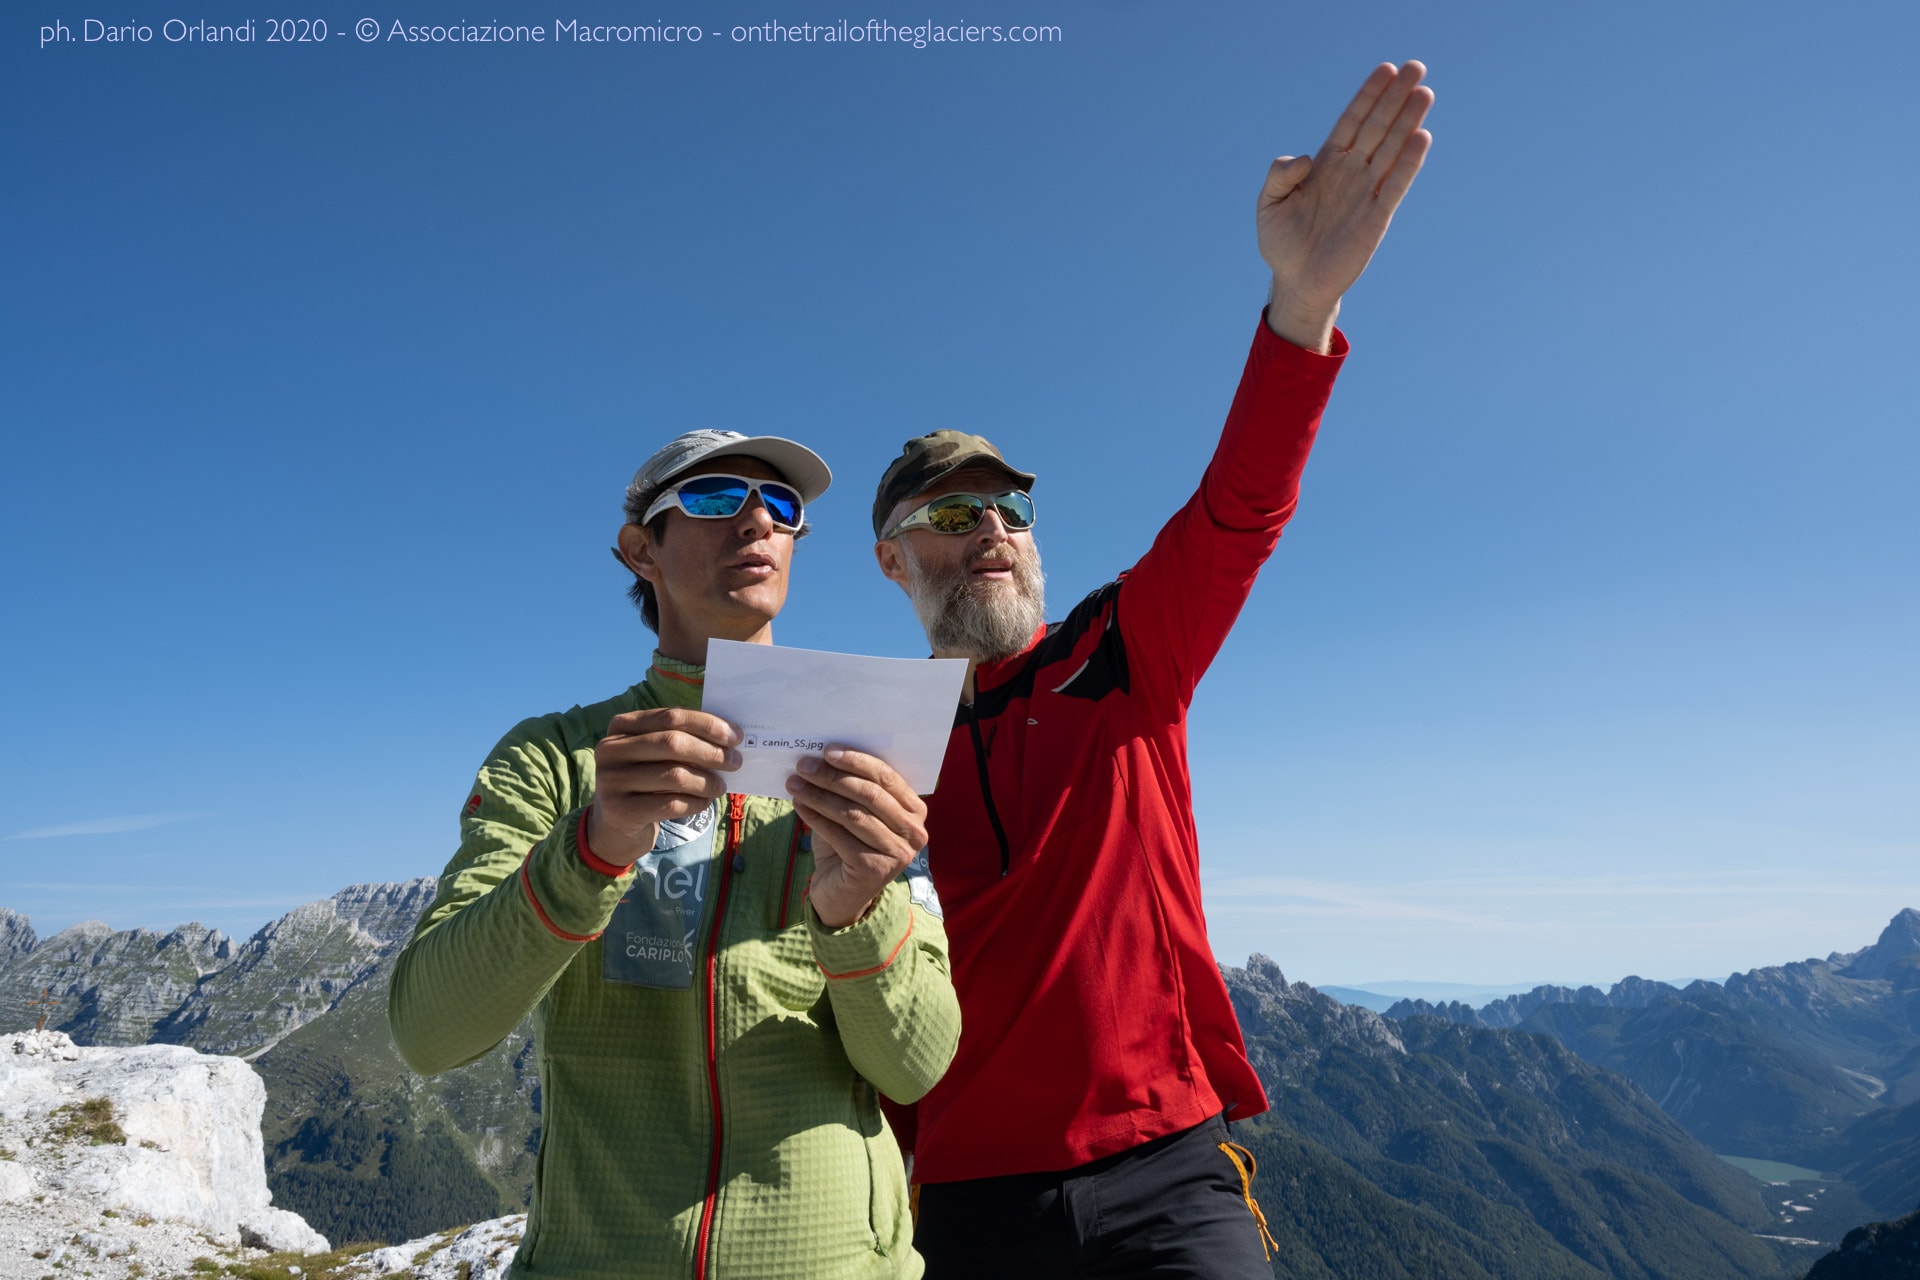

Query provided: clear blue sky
[4,1,1914,988]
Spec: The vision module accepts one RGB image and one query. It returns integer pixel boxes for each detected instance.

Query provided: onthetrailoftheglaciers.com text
[39,18,1064,47]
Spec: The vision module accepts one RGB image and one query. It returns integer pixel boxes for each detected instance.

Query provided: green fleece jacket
[389,654,961,1280]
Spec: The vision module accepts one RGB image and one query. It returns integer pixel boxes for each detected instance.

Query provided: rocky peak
[153,879,439,1057]
[0,906,36,961]
[1223,953,1407,1080]
[1838,908,1920,982]
[158,923,233,971]
[223,880,435,960]
[1609,974,1681,1005]
[328,878,438,948]
[1244,953,1286,986]
[237,897,362,954]
[34,919,116,959]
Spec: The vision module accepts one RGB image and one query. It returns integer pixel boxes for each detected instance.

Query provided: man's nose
[972,509,1012,545]
[736,496,776,536]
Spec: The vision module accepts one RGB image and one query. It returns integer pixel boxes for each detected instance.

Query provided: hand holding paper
[786,747,930,928]
[587,707,743,868]
[701,640,969,926]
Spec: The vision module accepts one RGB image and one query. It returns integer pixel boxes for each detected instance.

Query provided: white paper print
[702,640,969,798]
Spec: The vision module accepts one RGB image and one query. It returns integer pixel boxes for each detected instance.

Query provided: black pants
[915,1114,1274,1279]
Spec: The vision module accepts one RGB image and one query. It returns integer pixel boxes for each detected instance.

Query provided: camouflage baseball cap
[872,431,1036,538]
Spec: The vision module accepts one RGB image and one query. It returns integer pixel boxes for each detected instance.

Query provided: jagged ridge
[0,880,437,1057]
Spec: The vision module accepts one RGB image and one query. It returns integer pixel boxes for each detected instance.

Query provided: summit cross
[27,987,59,1034]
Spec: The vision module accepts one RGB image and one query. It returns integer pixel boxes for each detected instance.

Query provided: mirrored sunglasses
[884,489,1036,538]
[642,474,805,530]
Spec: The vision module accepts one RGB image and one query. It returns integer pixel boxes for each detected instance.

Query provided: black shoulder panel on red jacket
[969,580,1128,722]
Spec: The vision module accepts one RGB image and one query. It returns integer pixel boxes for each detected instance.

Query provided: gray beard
[900,541,1047,664]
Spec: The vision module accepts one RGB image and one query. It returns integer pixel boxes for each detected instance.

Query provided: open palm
[1260,61,1433,339]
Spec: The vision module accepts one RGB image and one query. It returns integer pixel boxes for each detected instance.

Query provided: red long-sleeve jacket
[907,314,1348,1182]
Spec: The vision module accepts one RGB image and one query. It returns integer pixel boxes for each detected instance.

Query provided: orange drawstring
[1218,1141,1278,1262]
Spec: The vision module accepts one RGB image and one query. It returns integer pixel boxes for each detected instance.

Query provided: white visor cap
[627,430,833,512]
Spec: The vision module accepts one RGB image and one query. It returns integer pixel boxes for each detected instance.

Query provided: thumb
[1259,155,1310,206]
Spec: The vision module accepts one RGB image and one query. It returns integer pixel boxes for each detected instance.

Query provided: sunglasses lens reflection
[759,485,803,526]
[678,476,747,516]
[674,476,803,527]
[992,492,1036,530]
[914,491,1034,535]
[927,496,986,533]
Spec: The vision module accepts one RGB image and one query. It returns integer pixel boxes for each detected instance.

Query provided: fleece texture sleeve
[388,717,630,1075]
[810,881,961,1105]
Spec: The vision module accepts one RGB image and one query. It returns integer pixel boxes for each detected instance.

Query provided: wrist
[580,805,647,873]
[1265,279,1339,353]
[808,885,882,931]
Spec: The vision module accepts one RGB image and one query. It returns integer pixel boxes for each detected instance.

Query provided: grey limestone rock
[0,1030,328,1254]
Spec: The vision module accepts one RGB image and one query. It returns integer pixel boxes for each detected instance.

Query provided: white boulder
[0,1030,329,1254]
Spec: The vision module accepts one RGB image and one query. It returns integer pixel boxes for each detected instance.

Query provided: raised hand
[1259,60,1434,351]
[785,747,929,929]
[586,707,743,867]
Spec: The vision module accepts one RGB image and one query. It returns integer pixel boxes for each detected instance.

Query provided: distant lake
[1717,1154,1827,1183]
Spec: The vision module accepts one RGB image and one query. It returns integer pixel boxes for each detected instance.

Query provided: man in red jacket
[858,61,1433,1277]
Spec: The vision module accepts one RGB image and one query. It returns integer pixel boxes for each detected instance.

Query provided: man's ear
[618,522,662,585]
[874,540,914,596]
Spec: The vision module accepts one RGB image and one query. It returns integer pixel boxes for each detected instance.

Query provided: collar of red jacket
[967,622,1048,694]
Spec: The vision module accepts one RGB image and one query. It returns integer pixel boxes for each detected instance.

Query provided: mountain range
[1384,909,1920,1224]
[6,891,1918,1278]
[1224,956,1808,1279]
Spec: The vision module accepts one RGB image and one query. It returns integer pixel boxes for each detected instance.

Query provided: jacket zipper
[964,704,1012,876]
[778,820,804,930]
[693,794,746,1280]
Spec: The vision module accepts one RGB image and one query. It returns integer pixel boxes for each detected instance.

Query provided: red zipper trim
[815,909,915,980]
[777,820,805,930]
[693,793,747,1280]
[573,806,631,879]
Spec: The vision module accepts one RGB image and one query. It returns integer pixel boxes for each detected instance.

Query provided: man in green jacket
[390,430,961,1280]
